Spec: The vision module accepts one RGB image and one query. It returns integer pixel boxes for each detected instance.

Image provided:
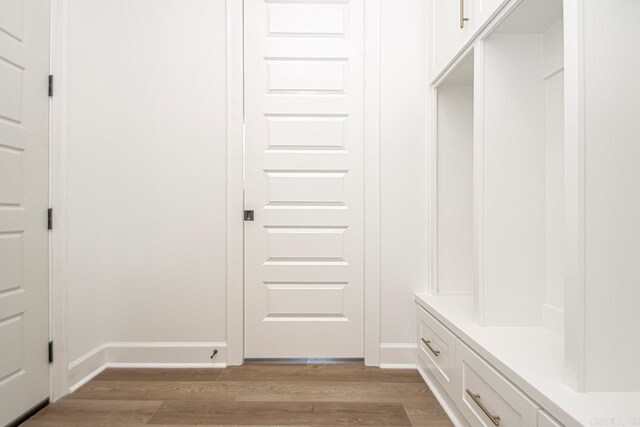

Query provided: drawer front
[456,341,538,427]
[538,410,562,427]
[417,304,457,397]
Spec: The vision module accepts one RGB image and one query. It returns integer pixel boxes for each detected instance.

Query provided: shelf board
[415,293,640,427]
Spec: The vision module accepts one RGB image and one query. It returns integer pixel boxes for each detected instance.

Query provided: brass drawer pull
[460,0,469,28]
[421,338,440,356]
[466,389,501,426]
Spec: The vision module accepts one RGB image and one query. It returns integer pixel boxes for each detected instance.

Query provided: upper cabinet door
[429,0,474,80]
[473,0,507,31]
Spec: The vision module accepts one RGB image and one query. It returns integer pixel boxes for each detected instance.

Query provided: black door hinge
[48,341,53,364]
[244,210,254,221]
[48,75,53,97]
[47,208,53,230]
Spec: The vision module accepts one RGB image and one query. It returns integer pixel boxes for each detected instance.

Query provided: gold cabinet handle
[466,389,501,426]
[460,0,469,28]
[421,338,441,356]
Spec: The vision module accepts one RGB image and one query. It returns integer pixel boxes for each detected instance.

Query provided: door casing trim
[234,0,382,364]
[50,0,70,401]
[226,0,245,366]
[362,0,382,366]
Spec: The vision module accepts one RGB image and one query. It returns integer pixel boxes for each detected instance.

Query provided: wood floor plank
[148,400,413,426]
[399,393,443,410]
[69,380,430,403]
[233,381,431,402]
[27,364,453,426]
[69,380,237,401]
[23,422,149,427]
[24,399,163,425]
[401,395,454,427]
[93,368,223,382]
[218,363,423,383]
[403,405,454,427]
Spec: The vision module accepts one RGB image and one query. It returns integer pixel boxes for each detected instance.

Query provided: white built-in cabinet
[428,0,509,79]
[421,0,640,426]
[430,0,474,75]
[474,0,505,30]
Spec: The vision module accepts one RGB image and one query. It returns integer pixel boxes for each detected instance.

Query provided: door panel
[0,0,50,424]
[244,0,365,358]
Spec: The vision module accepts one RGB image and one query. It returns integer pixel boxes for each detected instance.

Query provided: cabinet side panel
[583,0,640,391]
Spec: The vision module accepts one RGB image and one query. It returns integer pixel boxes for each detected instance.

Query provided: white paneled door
[0,0,50,424]
[244,0,365,358]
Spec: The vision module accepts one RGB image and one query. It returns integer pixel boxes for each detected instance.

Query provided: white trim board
[49,0,70,402]
[379,343,417,368]
[67,342,228,393]
[225,0,245,367]
[363,0,382,368]
[68,341,416,395]
[542,303,564,336]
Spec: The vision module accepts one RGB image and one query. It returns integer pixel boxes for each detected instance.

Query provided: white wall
[380,0,429,353]
[66,0,110,362]
[65,0,228,368]
[64,0,429,374]
[581,0,640,391]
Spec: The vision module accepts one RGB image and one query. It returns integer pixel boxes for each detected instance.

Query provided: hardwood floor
[24,363,453,426]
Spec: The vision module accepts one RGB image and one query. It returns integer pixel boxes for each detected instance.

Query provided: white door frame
[362,0,382,367]
[225,0,245,366]
[227,0,382,365]
[49,0,70,401]
[49,0,381,396]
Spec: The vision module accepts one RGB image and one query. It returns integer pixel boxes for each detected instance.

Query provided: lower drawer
[417,304,457,398]
[456,341,538,427]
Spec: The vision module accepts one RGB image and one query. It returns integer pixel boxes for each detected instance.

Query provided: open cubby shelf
[434,52,475,298]
[478,3,565,331]
[433,0,564,332]
[429,0,571,399]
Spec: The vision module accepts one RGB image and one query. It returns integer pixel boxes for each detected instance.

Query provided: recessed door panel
[0,0,50,424]
[244,0,364,358]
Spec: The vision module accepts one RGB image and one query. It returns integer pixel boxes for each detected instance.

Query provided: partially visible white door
[244,0,365,358]
[0,0,50,424]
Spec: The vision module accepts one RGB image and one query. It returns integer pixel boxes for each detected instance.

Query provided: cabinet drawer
[456,341,538,427]
[417,304,457,397]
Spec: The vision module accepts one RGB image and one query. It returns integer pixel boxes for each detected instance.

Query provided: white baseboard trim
[542,303,564,336]
[67,343,108,391]
[67,341,421,395]
[67,342,227,394]
[69,365,108,393]
[417,356,469,427]
[379,342,417,368]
